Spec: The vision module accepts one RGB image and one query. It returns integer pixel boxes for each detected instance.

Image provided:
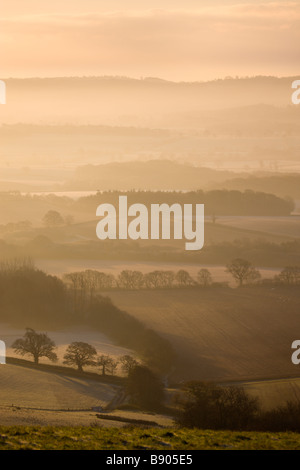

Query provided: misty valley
[1,74,300,450]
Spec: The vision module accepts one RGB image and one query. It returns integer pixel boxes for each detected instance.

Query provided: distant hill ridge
[68,160,238,191]
[3,75,298,127]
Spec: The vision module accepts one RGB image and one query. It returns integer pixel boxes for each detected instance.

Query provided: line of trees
[63,261,300,295]
[11,328,139,376]
[63,268,214,295]
[12,328,165,410]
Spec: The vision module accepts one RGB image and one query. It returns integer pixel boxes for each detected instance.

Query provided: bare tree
[226,258,261,286]
[118,270,144,289]
[120,355,138,375]
[97,354,114,376]
[12,328,58,365]
[197,268,212,287]
[108,358,119,375]
[63,342,97,372]
[144,270,175,289]
[175,269,194,287]
[95,272,116,290]
[63,271,89,312]
[277,266,300,285]
[109,359,119,376]
[144,271,162,289]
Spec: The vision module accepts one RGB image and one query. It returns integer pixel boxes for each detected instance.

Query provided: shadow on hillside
[6,356,124,386]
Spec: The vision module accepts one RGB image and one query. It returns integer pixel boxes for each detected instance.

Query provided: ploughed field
[106,286,300,384]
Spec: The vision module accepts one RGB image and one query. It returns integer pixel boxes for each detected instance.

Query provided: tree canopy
[63,342,97,372]
[12,328,58,364]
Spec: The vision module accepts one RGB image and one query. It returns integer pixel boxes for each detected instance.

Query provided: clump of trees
[275,266,300,285]
[127,365,164,410]
[177,381,259,430]
[62,345,136,375]
[0,258,68,327]
[177,381,300,433]
[42,210,74,227]
[120,355,138,374]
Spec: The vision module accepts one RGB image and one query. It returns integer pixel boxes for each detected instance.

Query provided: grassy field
[1,426,300,450]
[0,359,175,427]
[237,377,300,411]
[0,363,117,410]
[104,287,300,386]
[3,358,300,424]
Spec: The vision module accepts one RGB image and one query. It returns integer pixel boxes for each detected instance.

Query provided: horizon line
[1,74,300,84]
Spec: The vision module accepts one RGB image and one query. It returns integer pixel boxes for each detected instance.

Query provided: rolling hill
[105,286,300,383]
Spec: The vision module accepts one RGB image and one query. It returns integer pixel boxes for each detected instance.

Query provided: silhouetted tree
[277,266,300,285]
[12,328,58,365]
[118,270,144,289]
[109,358,119,375]
[63,342,97,372]
[197,268,212,287]
[226,258,261,286]
[42,210,65,227]
[120,355,138,375]
[97,354,114,376]
[175,269,194,287]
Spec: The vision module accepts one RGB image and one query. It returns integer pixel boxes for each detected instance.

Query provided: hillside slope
[0,363,116,410]
[106,287,300,382]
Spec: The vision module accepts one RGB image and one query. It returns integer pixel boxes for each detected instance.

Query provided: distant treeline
[63,265,300,294]
[1,237,300,268]
[0,259,174,373]
[63,268,214,294]
[0,123,170,138]
[0,187,294,215]
[75,189,293,216]
[0,220,32,234]
[219,174,300,200]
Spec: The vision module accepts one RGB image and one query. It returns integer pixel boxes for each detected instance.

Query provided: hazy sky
[1,1,299,80]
